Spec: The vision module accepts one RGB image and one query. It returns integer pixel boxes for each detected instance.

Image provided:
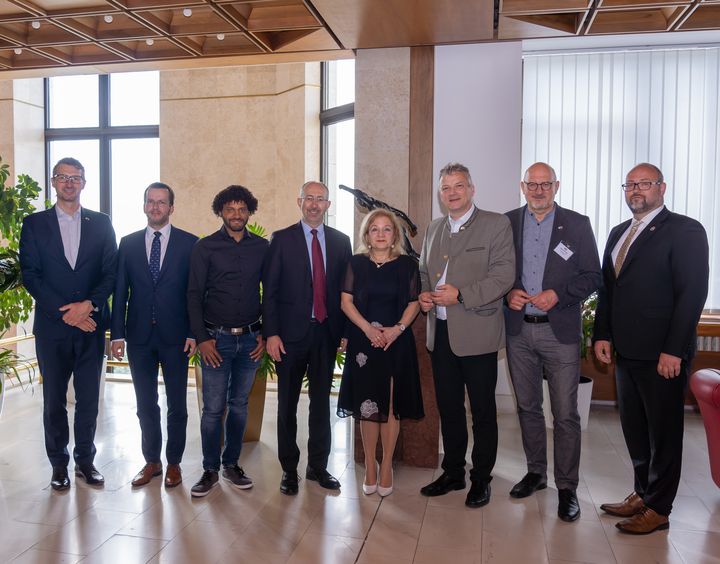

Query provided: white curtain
[522,47,720,310]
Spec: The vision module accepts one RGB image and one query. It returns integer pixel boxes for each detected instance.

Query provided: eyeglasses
[523,181,555,192]
[621,181,662,192]
[301,196,328,204]
[53,174,85,184]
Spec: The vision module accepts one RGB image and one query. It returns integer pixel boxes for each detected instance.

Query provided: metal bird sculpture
[339,184,420,260]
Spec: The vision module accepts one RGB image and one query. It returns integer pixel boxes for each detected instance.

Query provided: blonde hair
[356,209,406,258]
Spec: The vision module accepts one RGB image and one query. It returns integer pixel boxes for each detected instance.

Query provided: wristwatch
[457,291,464,304]
[395,323,406,332]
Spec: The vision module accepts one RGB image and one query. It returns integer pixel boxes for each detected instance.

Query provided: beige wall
[160,63,321,237]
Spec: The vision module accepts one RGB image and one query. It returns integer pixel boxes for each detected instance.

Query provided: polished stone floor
[0,381,719,563]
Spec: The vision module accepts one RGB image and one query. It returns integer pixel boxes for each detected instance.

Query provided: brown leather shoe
[164,464,182,488]
[616,506,669,535]
[600,492,644,517]
[131,462,162,487]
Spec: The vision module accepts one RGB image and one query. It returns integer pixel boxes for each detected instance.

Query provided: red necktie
[311,229,327,322]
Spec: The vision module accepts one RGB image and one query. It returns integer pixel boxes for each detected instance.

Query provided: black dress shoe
[558,489,581,522]
[280,471,300,495]
[509,472,547,499]
[465,480,491,508]
[75,464,105,486]
[305,467,341,490]
[51,466,70,491]
[420,472,466,497]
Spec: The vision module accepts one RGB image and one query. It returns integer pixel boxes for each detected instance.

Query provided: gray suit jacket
[504,204,601,345]
[419,206,515,356]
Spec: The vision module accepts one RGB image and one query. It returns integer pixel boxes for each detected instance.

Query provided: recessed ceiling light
[183,8,192,17]
[217,33,225,40]
[146,38,154,46]
[104,15,114,24]
[31,21,41,29]
[14,48,22,55]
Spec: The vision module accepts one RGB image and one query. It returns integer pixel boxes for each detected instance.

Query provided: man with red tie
[263,181,352,495]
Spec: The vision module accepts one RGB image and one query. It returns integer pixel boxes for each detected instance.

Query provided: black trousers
[36,331,105,467]
[430,320,498,483]
[276,321,335,473]
[615,355,687,516]
[127,327,189,465]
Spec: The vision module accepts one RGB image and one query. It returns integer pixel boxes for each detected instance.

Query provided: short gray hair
[523,162,557,183]
[439,163,473,187]
[299,181,329,199]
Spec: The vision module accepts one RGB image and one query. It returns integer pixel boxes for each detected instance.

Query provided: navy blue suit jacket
[111,226,198,346]
[19,206,117,338]
[263,222,352,345]
[593,207,708,361]
[505,204,601,344]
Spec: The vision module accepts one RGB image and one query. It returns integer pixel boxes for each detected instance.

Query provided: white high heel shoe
[378,468,393,497]
[363,463,379,495]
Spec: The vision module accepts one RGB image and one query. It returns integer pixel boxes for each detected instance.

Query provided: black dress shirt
[187,226,269,344]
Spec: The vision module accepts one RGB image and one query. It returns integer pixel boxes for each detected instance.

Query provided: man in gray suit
[418,162,515,508]
[504,162,601,522]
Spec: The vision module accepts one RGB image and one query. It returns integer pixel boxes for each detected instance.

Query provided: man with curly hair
[187,185,268,497]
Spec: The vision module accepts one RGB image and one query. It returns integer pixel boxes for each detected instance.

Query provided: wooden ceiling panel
[500,1,592,15]
[677,3,720,29]
[309,0,495,49]
[37,43,128,64]
[0,46,64,68]
[58,13,157,40]
[178,32,263,55]
[587,5,689,34]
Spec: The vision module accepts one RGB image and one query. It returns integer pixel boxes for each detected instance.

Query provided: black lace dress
[337,254,424,422]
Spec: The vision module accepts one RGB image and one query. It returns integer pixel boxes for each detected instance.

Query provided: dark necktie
[311,229,327,322]
[149,231,161,284]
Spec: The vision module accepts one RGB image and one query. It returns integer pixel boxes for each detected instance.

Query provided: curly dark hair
[211,185,258,216]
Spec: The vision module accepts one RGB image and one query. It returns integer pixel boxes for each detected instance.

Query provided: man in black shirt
[187,185,268,497]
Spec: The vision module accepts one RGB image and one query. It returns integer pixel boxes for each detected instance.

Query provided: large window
[45,72,160,241]
[522,47,720,311]
[321,60,355,244]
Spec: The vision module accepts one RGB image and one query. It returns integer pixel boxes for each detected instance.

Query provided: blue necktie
[149,231,161,284]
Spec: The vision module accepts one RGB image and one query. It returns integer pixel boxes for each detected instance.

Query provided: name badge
[554,241,573,261]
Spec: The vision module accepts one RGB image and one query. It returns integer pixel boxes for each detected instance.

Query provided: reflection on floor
[0,382,718,563]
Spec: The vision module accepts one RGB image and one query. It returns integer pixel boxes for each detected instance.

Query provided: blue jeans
[200,331,259,471]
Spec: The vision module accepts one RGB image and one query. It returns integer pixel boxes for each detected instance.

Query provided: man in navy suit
[504,162,601,522]
[263,181,352,495]
[110,182,198,488]
[594,163,709,534]
[20,157,117,491]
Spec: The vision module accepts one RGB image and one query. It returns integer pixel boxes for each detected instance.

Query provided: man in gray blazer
[504,162,601,522]
[418,162,515,508]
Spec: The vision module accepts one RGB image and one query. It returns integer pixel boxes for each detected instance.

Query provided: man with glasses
[110,182,198,489]
[20,157,117,491]
[594,163,708,534]
[418,163,514,508]
[187,185,268,497]
[263,181,352,495]
[504,162,601,521]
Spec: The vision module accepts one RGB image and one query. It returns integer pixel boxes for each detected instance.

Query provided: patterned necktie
[149,231,162,284]
[614,220,642,276]
[311,229,327,322]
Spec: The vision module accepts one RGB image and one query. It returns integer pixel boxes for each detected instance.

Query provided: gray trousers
[506,322,581,490]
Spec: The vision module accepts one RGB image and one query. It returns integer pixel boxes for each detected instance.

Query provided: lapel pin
[84,217,90,221]
[649,226,655,231]
[557,225,563,230]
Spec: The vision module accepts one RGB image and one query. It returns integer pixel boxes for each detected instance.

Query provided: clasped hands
[419,283,461,313]
[364,324,401,351]
[507,288,559,312]
[59,300,96,332]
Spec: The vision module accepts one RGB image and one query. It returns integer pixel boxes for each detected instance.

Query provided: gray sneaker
[222,465,253,489]
[191,470,218,497]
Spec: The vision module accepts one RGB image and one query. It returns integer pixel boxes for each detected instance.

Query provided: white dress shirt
[436,206,475,320]
[145,223,172,269]
[55,205,81,270]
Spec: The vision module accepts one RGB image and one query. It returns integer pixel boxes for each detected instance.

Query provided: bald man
[504,162,601,522]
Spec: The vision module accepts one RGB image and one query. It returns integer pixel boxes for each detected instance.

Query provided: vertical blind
[522,47,719,310]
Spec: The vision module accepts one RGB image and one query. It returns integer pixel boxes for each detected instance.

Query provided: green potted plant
[0,155,42,413]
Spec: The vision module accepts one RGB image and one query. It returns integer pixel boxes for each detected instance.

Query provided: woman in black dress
[337,209,423,497]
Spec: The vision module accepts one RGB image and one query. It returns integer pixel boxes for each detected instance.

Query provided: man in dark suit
[19,157,117,491]
[505,162,601,522]
[110,182,198,489]
[263,181,352,495]
[594,163,709,535]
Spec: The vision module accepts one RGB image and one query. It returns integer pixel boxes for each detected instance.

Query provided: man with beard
[20,157,117,490]
[263,181,352,495]
[504,162,601,521]
[111,182,198,488]
[187,185,268,497]
[594,163,708,534]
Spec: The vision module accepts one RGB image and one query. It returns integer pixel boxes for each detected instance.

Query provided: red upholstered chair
[690,368,720,487]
